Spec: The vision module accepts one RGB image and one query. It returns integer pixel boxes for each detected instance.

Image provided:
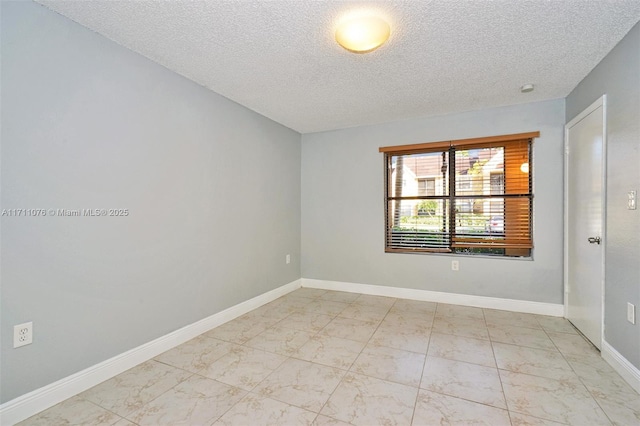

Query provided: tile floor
[19,288,640,426]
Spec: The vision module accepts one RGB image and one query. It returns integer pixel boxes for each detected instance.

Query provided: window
[379,132,537,257]
[457,175,472,191]
[490,172,505,194]
[417,178,436,196]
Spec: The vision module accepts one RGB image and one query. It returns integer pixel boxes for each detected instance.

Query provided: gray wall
[1,2,301,403]
[566,22,640,369]
[302,100,565,304]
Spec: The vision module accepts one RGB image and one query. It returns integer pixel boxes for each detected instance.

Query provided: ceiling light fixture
[520,84,534,93]
[335,15,390,53]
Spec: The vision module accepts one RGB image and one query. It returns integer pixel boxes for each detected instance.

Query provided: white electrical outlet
[451,260,459,271]
[628,191,637,210]
[14,322,33,348]
[628,303,636,325]
[286,254,291,264]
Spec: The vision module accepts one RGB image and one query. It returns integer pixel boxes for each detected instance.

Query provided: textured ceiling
[37,0,640,134]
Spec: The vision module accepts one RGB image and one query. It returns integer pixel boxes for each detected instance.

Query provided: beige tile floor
[19,288,640,426]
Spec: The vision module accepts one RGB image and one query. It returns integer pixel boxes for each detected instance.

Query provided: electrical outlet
[628,303,636,325]
[628,191,637,210]
[286,254,291,264]
[14,322,33,348]
[451,260,459,271]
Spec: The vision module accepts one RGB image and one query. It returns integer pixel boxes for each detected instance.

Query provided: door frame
[564,95,607,347]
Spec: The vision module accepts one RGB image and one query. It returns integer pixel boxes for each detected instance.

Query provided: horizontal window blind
[381,132,538,257]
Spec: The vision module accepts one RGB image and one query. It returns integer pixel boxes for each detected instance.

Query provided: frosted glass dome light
[335,16,390,53]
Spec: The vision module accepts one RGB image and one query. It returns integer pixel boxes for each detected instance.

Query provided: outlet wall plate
[14,322,33,348]
[628,303,636,325]
[628,190,637,210]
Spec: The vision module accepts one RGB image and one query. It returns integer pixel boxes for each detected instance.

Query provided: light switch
[629,191,637,210]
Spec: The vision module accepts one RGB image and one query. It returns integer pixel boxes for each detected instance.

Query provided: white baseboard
[602,340,640,394]
[0,279,301,426]
[301,278,564,317]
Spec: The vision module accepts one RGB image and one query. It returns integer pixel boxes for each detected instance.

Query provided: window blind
[379,132,538,257]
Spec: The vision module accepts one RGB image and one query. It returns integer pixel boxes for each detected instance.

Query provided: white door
[565,96,606,349]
